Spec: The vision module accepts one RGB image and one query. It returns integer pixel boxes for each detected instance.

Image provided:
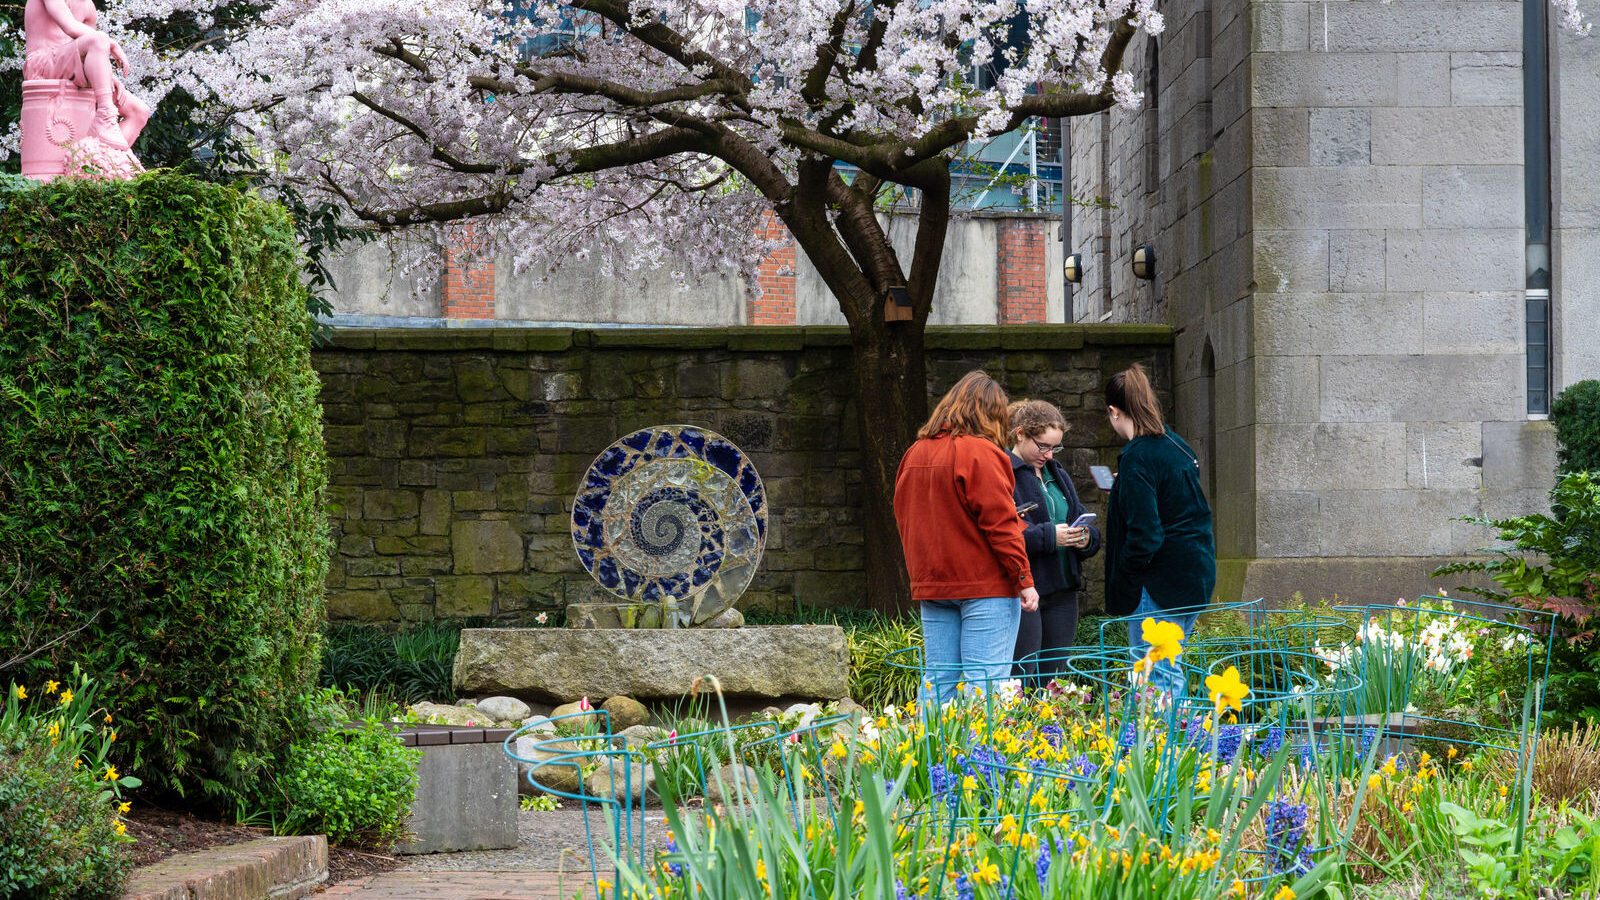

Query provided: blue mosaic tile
[570,425,768,625]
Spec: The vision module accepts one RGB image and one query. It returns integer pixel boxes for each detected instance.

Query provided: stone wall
[1067,0,1566,604]
[314,325,1173,624]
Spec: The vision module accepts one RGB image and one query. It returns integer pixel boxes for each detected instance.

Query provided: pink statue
[20,0,150,181]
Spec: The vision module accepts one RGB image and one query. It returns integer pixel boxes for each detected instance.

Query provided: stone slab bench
[452,625,850,702]
[122,835,326,900]
[391,725,519,855]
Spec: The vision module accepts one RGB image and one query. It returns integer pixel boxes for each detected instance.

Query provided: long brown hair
[1105,363,1165,437]
[1007,399,1069,442]
[919,371,1010,447]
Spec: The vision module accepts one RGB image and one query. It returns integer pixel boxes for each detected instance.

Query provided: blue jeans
[1127,589,1201,697]
[920,597,1021,706]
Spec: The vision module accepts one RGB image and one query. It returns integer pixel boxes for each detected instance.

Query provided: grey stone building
[1066,0,1598,602]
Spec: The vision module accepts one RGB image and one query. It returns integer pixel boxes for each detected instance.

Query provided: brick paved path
[319,871,595,899]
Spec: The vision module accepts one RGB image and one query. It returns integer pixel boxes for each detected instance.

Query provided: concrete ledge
[321,324,1175,354]
[396,743,519,855]
[1225,556,1500,607]
[123,836,327,900]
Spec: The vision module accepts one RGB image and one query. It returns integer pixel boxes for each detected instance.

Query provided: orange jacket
[893,433,1034,601]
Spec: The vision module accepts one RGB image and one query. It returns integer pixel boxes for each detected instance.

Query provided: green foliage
[1554,380,1600,475]
[1435,471,1600,607]
[275,717,421,848]
[846,614,923,710]
[321,621,470,704]
[0,671,138,900]
[0,174,331,806]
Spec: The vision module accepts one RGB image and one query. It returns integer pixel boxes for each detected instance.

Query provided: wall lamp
[1132,244,1156,281]
[1064,253,1084,284]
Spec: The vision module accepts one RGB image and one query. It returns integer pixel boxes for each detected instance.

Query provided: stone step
[123,835,327,900]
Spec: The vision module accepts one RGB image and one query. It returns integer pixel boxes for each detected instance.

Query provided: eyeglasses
[1030,436,1065,455]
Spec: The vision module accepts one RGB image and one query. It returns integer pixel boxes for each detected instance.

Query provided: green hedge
[1553,379,1600,475]
[0,173,331,805]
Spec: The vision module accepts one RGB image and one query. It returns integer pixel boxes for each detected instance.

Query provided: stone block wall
[1064,0,1569,605]
[314,325,1173,624]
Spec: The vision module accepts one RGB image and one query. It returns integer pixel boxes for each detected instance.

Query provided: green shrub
[1554,379,1600,475]
[276,717,421,847]
[0,173,330,805]
[846,614,923,710]
[0,671,139,899]
[1436,471,1600,725]
[321,621,466,704]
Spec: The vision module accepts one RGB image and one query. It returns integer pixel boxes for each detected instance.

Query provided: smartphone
[1089,465,1116,491]
[1070,512,1097,529]
[1016,501,1039,516]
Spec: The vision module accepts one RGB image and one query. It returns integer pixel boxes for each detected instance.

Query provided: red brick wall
[441,243,497,321]
[750,212,798,325]
[997,219,1048,323]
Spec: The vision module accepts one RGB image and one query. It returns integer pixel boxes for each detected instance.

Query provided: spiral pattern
[571,426,766,624]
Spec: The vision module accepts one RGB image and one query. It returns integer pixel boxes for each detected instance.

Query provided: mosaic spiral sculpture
[571,426,767,626]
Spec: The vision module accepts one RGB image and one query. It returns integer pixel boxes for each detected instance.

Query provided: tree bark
[850,311,928,615]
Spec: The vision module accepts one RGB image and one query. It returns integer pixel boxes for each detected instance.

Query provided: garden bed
[126,808,400,884]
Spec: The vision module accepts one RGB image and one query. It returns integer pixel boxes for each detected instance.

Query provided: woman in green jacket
[1103,363,1216,696]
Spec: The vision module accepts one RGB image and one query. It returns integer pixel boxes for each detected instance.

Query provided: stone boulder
[549,700,605,730]
[511,734,583,795]
[603,696,650,730]
[704,763,762,805]
[701,608,744,628]
[410,701,486,727]
[584,761,654,804]
[475,696,532,723]
[619,725,670,748]
[454,625,849,702]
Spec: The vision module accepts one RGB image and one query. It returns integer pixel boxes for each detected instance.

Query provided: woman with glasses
[1007,400,1101,687]
[894,371,1039,705]
[1103,363,1215,696]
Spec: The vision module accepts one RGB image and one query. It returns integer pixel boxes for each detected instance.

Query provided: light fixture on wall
[1064,253,1083,284]
[884,285,914,322]
[1132,243,1158,278]
[1131,244,1156,280]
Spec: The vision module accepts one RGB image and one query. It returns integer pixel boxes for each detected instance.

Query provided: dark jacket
[1009,453,1102,596]
[1104,428,1216,615]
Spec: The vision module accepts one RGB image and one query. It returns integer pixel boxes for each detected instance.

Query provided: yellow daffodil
[1205,666,1250,714]
[119,801,131,814]
[1141,618,1186,662]
[46,720,61,740]
[1367,773,1382,792]
[44,680,59,694]
[828,740,847,759]
[597,878,612,892]
[114,820,127,836]
[12,685,25,700]
[59,688,73,706]
[970,860,1001,886]
[1274,886,1297,900]
[1230,879,1247,897]
[104,765,119,782]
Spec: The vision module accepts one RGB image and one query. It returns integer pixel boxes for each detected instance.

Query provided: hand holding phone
[1070,512,1097,529]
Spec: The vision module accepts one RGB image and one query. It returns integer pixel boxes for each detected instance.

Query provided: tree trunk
[849,311,928,615]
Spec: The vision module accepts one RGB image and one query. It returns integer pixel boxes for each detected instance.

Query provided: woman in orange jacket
[894,371,1039,704]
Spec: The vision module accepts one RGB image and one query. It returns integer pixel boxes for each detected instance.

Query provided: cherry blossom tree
[149,0,1169,609]
[9,0,1589,609]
